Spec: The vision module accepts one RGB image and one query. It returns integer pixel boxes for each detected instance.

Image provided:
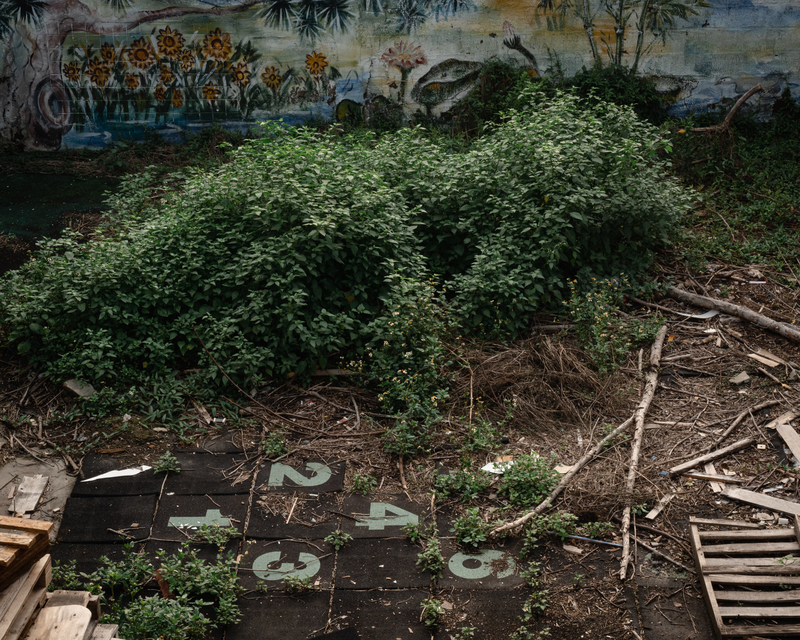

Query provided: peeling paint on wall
[0,0,798,149]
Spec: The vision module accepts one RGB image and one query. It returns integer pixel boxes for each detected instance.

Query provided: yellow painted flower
[178,50,195,73]
[229,62,251,87]
[202,83,220,100]
[157,26,184,58]
[260,66,282,89]
[159,65,175,84]
[305,51,328,75]
[171,88,184,108]
[62,61,80,82]
[100,42,116,62]
[154,85,167,102]
[202,28,232,62]
[124,73,140,90]
[87,59,111,87]
[127,37,155,69]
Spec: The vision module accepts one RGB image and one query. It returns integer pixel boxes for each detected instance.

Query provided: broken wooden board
[765,411,798,430]
[683,471,746,485]
[23,605,91,640]
[645,492,676,520]
[689,516,763,530]
[777,422,800,466]
[669,437,755,476]
[9,476,48,516]
[0,517,52,592]
[723,488,800,517]
[748,353,782,368]
[704,463,725,493]
[88,623,119,640]
[0,554,51,640]
[755,349,788,366]
[690,517,800,639]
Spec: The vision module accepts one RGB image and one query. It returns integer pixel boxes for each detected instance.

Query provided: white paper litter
[674,309,719,319]
[81,465,152,482]
[481,461,514,474]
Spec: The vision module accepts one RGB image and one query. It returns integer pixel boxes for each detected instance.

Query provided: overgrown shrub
[0,88,689,444]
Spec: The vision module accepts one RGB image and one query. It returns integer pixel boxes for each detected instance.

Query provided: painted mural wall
[0,0,798,149]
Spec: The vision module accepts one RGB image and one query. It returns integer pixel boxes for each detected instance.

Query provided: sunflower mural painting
[0,0,797,149]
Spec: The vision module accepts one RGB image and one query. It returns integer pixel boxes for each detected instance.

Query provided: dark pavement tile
[226,593,331,640]
[636,576,714,640]
[58,495,156,543]
[151,493,248,542]
[311,629,360,639]
[247,492,340,540]
[431,590,533,640]
[340,495,423,539]
[254,460,345,494]
[438,539,526,589]
[329,589,429,639]
[238,539,335,592]
[71,454,165,496]
[335,538,428,590]
[162,453,254,495]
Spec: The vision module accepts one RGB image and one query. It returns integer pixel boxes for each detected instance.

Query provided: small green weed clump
[351,473,378,494]
[324,530,353,550]
[498,454,560,508]
[435,466,492,503]
[420,597,446,628]
[152,451,180,474]
[451,508,490,548]
[260,433,287,459]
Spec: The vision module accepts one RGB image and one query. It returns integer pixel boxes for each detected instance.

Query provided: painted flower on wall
[154,86,167,102]
[63,62,80,82]
[124,73,140,90]
[203,29,232,62]
[229,62,251,87]
[305,51,328,75]
[159,65,175,84]
[171,89,184,107]
[88,59,111,87]
[179,50,195,73]
[203,83,220,100]
[260,66,283,89]
[128,37,155,69]
[381,41,427,102]
[157,26,185,58]
[100,42,116,62]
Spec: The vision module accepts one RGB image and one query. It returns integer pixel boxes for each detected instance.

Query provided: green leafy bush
[451,507,490,547]
[498,454,559,508]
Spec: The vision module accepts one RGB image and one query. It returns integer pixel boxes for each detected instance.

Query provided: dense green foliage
[0,87,689,449]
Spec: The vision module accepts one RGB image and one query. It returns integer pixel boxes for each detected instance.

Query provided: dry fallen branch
[667,286,800,343]
[692,84,763,134]
[490,414,635,535]
[619,325,669,580]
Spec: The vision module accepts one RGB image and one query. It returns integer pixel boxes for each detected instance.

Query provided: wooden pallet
[0,516,52,593]
[690,515,800,638]
[0,554,51,640]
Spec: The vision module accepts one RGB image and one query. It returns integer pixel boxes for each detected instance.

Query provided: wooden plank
[45,592,91,609]
[0,531,37,548]
[690,524,723,640]
[765,411,799,430]
[669,437,755,476]
[711,574,800,586]
[23,605,92,640]
[0,517,53,534]
[4,585,46,640]
[705,557,800,568]
[0,555,51,638]
[720,624,800,637]
[90,624,119,640]
[756,349,788,365]
[748,353,782,368]
[777,422,800,463]
[690,516,763,529]
[719,605,800,618]
[699,529,795,541]
[701,541,800,555]
[645,493,676,520]
[0,545,19,566]
[9,476,48,515]
[714,590,800,603]
[0,572,29,622]
[723,488,800,517]
[683,471,746,484]
[705,463,724,493]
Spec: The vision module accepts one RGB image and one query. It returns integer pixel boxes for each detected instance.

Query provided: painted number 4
[355,502,418,531]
